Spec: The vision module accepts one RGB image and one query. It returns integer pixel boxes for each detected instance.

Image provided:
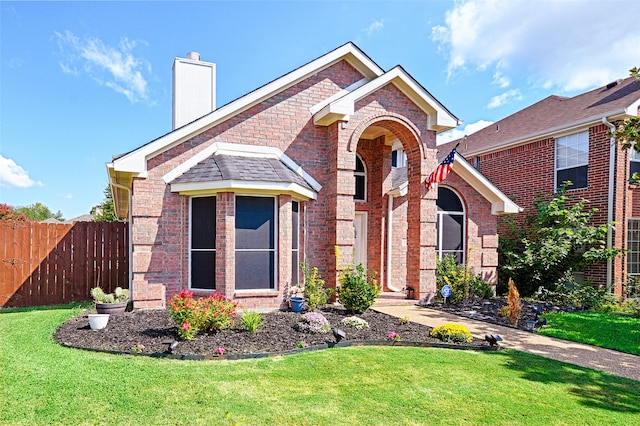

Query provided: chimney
[172,52,216,130]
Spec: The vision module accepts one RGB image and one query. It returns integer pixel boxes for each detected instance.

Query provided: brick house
[107,43,519,310]
[440,76,640,295]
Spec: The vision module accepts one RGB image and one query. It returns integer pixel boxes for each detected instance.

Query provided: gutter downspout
[107,175,133,298]
[602,117,616,293]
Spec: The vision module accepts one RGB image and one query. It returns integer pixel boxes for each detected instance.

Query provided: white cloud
[366,20,384,36]
[487,89,523,109]
[432,0,640,93]
[0,155,43,188]
[437,120,494,145]
[54,31,152,103]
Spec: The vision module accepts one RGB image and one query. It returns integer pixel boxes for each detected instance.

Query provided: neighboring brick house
[440,76,640,295]
[107,43,519,310]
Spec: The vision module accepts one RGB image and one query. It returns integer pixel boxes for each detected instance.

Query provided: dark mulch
[427,298,563,330]
[55,307,489,357]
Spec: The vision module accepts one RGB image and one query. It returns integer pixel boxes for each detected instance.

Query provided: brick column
[216,192,235,297]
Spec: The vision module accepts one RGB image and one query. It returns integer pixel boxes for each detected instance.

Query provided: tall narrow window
[354,154,367,201]
[436,187,465,263]
[628,219,640,276]
[291,201,300,286]
[235,196,276,290]
[630,149,640,177]
[190,196,216,290]
[556,131,588,189]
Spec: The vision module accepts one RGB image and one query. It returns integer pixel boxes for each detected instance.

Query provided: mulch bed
[55,306,491,358]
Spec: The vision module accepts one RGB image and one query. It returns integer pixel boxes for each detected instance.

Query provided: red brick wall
[474,124,628,292]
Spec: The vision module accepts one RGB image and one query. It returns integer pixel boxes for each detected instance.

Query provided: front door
[354,212,367,267]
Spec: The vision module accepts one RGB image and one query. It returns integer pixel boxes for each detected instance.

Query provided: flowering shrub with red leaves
[168,289,238,340]
[0,203,28,221]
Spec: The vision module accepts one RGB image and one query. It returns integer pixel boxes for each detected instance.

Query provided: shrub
[507,278,522,326]
[430,323,472,343]
[294,312,331,334]
[436,255,491,303]
[241,310,265,333]
[341,316,369,330]
[301,263,334,310]
[169,289,238,340]
[338,263,380,313]
[399,316,410,325]
[534,273,607,310]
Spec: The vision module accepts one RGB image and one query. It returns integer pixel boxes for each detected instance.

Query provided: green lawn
[539,311,640,355]
[1,305,639,425]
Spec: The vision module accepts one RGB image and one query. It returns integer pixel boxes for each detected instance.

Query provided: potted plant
[289,285,305,312]
[87,313,110,330]
[91,286,130,315]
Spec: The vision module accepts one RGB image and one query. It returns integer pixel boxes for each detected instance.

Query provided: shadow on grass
[488,349,640,414]
[0,302,90,315]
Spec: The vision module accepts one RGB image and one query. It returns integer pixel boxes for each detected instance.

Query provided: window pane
[236,196,274,250]
[292,201,299,249]
[557,165,588,189]
[235,251,274,289]
[355,175,365,200]
[192,251,216,290]
[630,161,640,176]
[556,132,588,169]
[291,251,299,286]
[392,150,398,167]
[441,214,463,251]
[192,197,216,249]
[355,156,365,172]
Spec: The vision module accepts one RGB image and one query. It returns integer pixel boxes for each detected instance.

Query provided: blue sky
[1,0,638,220]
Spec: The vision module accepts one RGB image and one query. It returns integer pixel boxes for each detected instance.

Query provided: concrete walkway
[374,304,640,382]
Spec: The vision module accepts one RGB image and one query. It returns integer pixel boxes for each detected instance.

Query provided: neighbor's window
[354,154,367,201]
[392,148,407,168]
[555,131,588,189]
[436,187,465,264]
[291,201,300,286]
[629,149,640,178]
[190,196,216,290]
[235,196,276,290]
[628,219,640,276]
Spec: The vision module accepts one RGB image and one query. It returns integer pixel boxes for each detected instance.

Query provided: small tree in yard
[498,183,619,296]
[506,278,522,326]
[611,67,640,183]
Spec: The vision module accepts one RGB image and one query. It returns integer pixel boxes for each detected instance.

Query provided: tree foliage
[0,203,29,221]
[611,67,640,181]
[498,184,619,296]
[91,185,120,222]
[14,202,64,221]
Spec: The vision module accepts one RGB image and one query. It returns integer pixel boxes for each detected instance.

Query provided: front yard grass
[1,305,639,425]
[539,311,640,355]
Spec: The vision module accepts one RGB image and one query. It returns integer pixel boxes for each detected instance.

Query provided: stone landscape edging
[60,339,499,361]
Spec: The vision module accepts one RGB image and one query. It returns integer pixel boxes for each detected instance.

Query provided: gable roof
[442,76,640,157]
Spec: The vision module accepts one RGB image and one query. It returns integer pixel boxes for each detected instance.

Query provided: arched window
[354,154,367,201]
[436,186,465,263]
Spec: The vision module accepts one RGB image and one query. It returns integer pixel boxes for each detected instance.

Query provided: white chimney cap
[186,52,201,61]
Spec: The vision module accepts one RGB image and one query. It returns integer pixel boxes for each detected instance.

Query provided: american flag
[426,144,458,191]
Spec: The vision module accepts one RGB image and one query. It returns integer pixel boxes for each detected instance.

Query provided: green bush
[436,255,491,303]
[341,316,369,330]
[169,289,238,340]
[241,310,265,333]
[338,263,380,313]
[430,323,472,343]
[301,263,334,310]
[534,272,607,310]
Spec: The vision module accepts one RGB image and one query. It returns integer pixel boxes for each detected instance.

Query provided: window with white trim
[190,196,216,290]
[291,201,300,286]
[392,148,407,168]
[630,149,640,178]
[628,219,640,276]
[555,131,588,189]
[354,154,367,201]
[235,196,276,290]
[436,187,465,264]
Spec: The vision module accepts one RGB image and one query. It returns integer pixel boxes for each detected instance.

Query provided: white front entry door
[354,212,367,267]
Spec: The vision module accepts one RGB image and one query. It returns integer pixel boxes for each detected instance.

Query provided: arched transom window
[436,186,465,263]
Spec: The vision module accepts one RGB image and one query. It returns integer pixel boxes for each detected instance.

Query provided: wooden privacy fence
[0,221,128,307]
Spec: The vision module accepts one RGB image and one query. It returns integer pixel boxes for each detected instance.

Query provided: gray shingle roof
[441,76,640,157]
[171,153,312,189]
[391,167,407,190]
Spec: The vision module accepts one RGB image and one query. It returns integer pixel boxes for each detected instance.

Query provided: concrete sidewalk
[374,304,640,382]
